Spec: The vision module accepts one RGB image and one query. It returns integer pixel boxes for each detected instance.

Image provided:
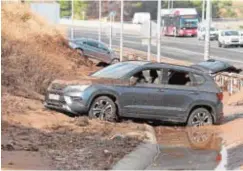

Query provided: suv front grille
[45,90,66,108]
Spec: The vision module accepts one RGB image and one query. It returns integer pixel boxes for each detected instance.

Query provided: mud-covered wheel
[76,49,84,56]
[111,58,120,64]
[187,108,213,127]
[88,96,117,122]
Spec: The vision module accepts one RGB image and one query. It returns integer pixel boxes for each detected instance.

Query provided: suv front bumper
[44,92,88,115]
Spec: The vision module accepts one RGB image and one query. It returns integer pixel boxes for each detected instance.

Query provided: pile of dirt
[1,4,95,97]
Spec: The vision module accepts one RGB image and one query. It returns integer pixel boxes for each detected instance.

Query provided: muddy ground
[154,105,243,170]
[1,92,148,170]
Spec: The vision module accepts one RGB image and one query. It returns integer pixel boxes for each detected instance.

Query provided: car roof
[122,60,202,74]
[71,38,109,47]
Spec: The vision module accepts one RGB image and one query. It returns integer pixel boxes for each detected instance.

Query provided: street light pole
[120,0,124,62]
[168,0,170,9]
[157,0,161,63]
[147,20,151,61]
[98,0,101,42]
[109,15,112,49]
[202,0,205,22]
[204,0,211,61]
[71,0,74,40]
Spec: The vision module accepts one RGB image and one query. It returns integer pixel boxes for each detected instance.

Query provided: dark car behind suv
[69,38,119,64]
[44,60,241,126]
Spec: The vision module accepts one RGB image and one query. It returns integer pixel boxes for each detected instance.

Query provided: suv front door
[120,69,166,120]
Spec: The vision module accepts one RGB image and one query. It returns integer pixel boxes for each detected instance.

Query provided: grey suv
[69,38,119,64]
[44,60,241,126]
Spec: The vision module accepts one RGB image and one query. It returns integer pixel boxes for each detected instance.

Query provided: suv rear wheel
[88,96,117,122]
[187,108,213,127]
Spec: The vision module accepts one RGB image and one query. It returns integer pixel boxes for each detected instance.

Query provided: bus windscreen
[180,17,198,29]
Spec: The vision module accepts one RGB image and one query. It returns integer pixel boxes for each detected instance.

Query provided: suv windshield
[92,62,145,79]
[224,31,239,36]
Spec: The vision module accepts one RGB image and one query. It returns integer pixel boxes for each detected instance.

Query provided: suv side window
[163,69,192,86]
[86,40,99,48]
[130,69,163,85]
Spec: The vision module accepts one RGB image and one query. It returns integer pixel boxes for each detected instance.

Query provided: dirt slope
[1,4,95,98]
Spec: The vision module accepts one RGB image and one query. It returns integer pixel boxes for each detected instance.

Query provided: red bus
[161,8,199,37]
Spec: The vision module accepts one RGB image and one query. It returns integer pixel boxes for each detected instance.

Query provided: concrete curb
[111,124,159,170]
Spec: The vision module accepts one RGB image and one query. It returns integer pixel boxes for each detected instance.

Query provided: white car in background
[132,12,151,24]
[218,30,241,48]
[197,25,218,41]
[240,31,243,47]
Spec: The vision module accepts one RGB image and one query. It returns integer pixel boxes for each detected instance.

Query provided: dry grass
[1,4,94,97]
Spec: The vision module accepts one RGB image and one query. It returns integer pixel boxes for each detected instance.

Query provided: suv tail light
[216,92,223,101]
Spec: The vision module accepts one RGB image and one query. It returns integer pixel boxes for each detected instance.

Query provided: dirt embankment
[1,4,95,98]
[1,4,145,170]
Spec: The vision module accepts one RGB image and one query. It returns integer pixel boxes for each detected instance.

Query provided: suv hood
[191,59,242,75]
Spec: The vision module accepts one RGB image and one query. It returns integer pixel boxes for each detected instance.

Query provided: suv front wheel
[187,108,213,127]
[88,96,117,122]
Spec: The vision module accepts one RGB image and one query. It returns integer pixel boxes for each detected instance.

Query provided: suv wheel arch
[88,93,121,116]
[187,104,215,124]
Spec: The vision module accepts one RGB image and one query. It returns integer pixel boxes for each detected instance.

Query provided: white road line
[161,45,243,64]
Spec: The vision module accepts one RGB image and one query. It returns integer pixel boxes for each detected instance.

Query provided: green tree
[58,0,88,19]
[74,1,88,19]
[58,0,71,18]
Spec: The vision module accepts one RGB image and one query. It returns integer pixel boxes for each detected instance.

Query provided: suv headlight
[68,85,90,91]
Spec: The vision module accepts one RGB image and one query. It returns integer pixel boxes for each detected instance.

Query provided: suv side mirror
[129,77,137,86]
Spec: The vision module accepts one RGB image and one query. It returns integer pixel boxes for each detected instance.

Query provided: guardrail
[215,73,243,94]
[212,18,243,22]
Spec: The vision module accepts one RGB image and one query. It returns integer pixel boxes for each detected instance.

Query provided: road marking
[162,38,243,54]
[160,45,243,64]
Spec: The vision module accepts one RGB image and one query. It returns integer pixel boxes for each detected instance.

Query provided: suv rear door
[160,69,199,122]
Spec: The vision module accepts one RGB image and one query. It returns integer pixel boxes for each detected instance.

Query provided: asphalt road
[70,27,243,69]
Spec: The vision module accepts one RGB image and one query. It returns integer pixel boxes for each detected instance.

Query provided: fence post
[230,74,233,95]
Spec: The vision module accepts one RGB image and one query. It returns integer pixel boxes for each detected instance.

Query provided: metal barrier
[215,73,243,94]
